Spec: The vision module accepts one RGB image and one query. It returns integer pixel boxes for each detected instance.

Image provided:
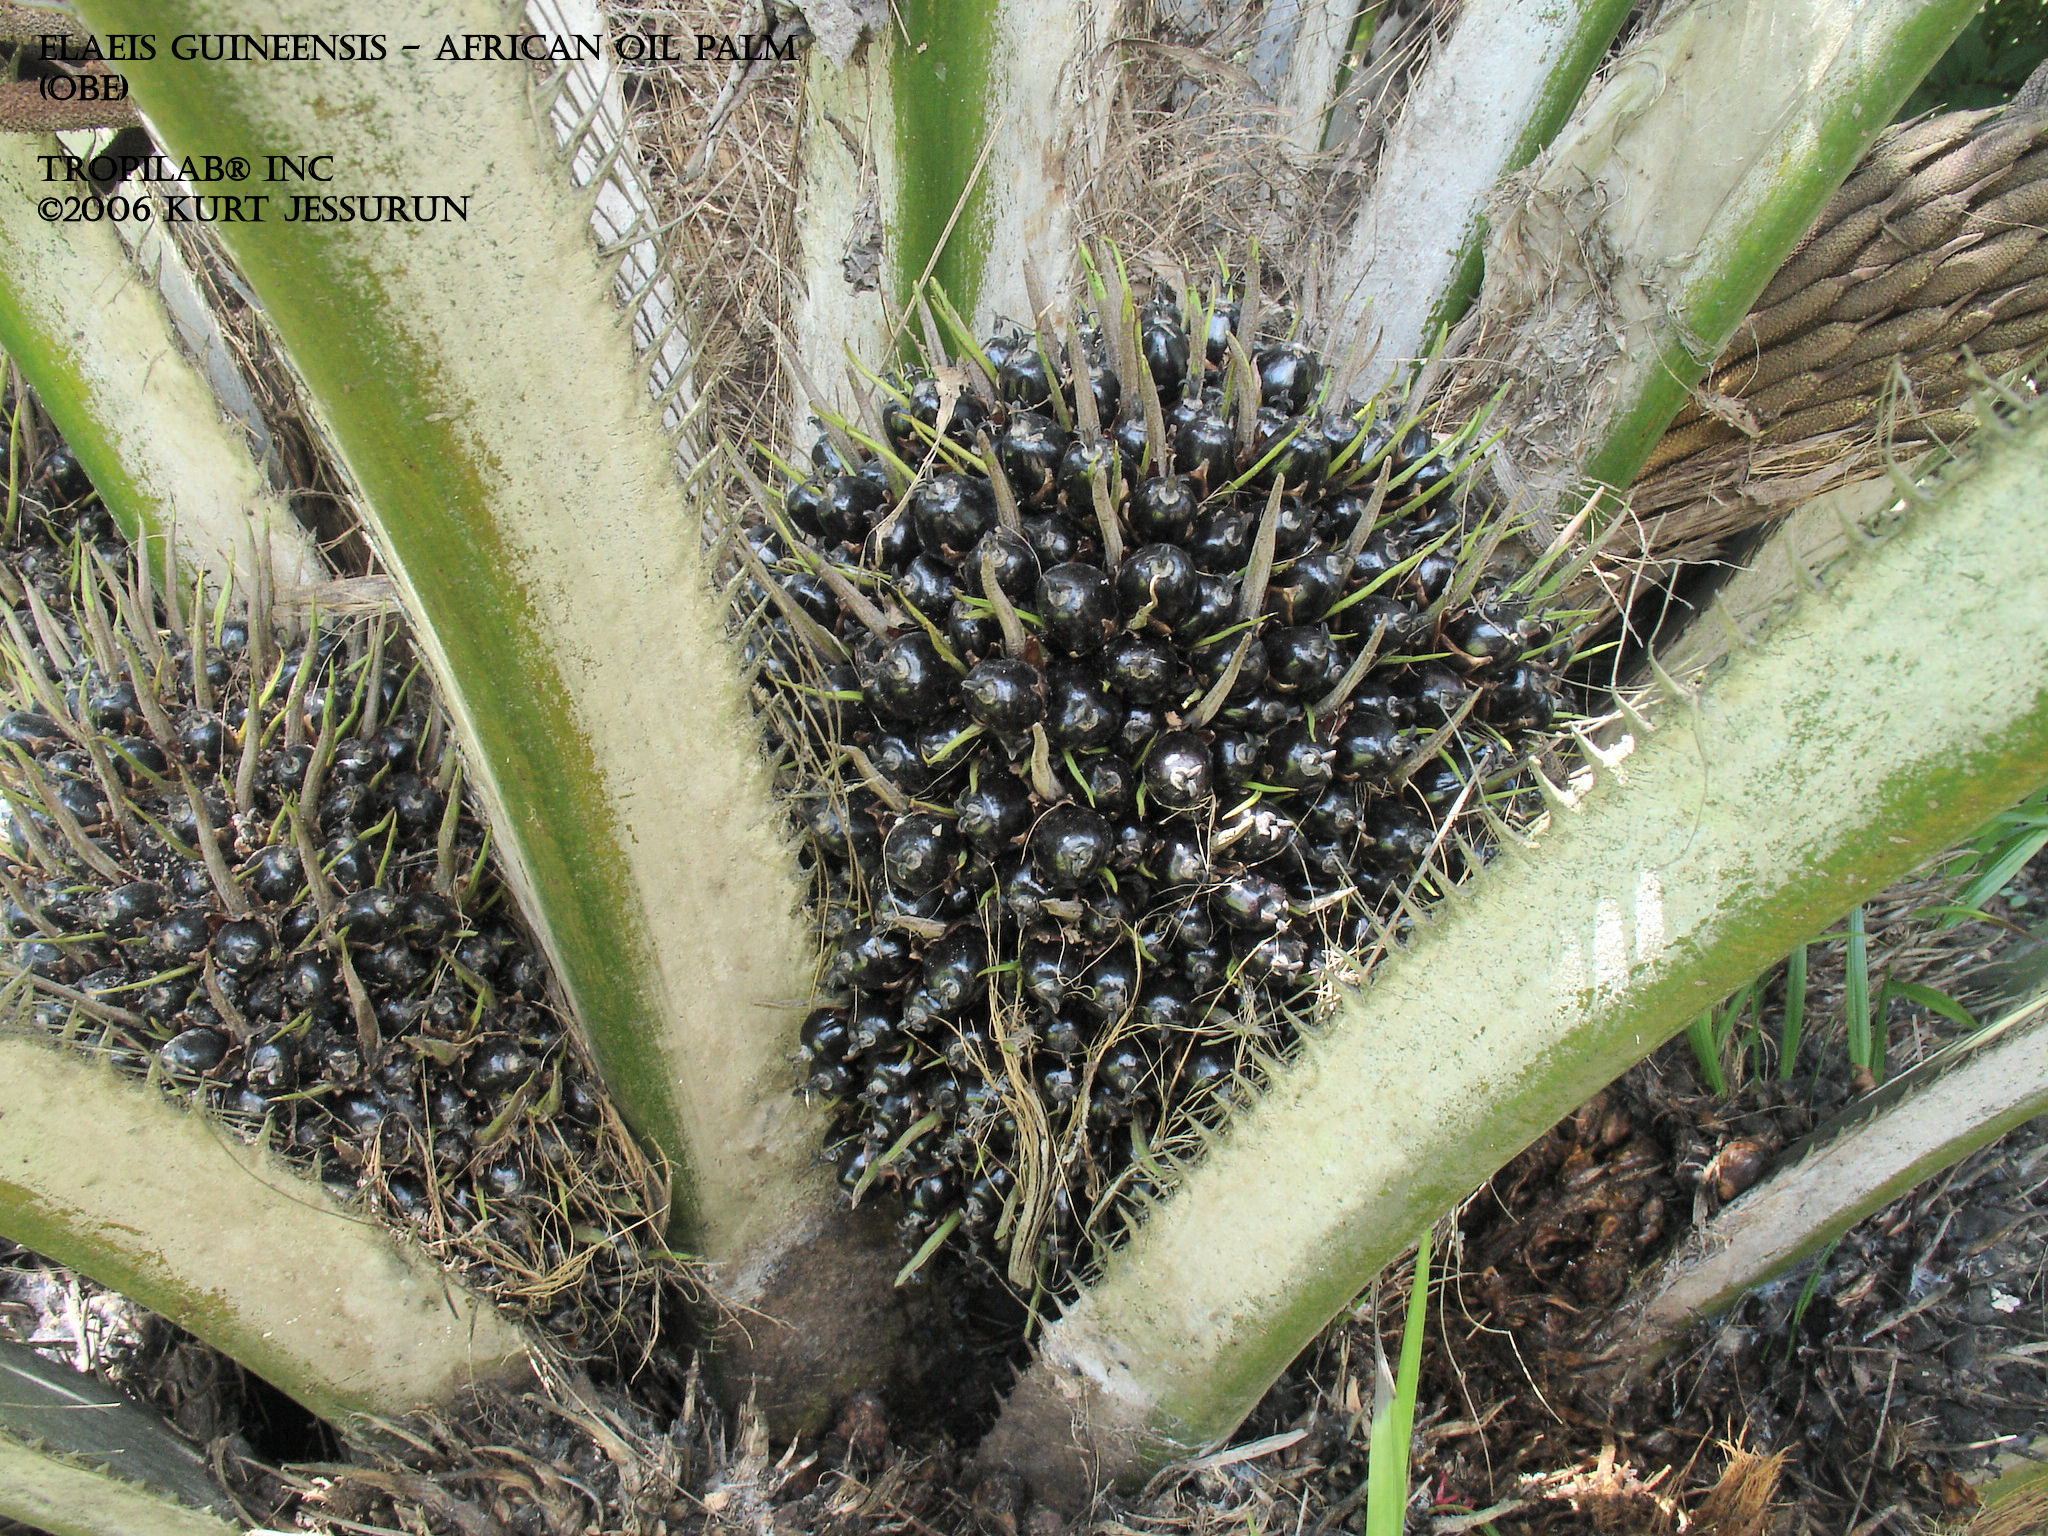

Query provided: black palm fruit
[883,812,962,896]
[1037,563,1118,656]
[1144,730,1212,811]
[1268,550,1350,625]
[959,657,1046,734]
[1058,436,1119,509]
[1184,507,1252,574]
[820,472,889,545]
[1262,724,1335,792]
[901,927,988,1027]
[1078,946,1138,1023]
[1265,626,1334,695]
[863,633,954,721]
[1141,304,1190,397]
[946,598,1000,660]
[996,337,1058,408]
[0,488,666,1363]
[1030,802,1115,891]
[1111,410,1149,472]
[970,526,1040,603]
[1174,409,1234,487]
[1000,412,1069,506]
[955,770,1033,855]
[1116,543,1199,630]
[1127,475,1198,542]
[909,473,998,562]
[1255,343,1321,416]
[1074,754,1136,817]
[1018,510,1080,569]
[898,554,956,617]
[1101,634,1180,702]
[1252,413,1329,496]
[1045,673,1118,749]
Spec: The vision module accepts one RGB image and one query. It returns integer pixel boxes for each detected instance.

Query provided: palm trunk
[980,391,2048,1506]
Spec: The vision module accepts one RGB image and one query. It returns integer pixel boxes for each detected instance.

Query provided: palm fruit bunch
[737,274,1567,1292]
[0,429,668,1365]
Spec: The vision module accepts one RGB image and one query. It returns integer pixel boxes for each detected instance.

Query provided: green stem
[891,0,997,331]
[1581,0,1985,494]
[1460,0,1982,528]
[74,0,909,1429]
[1329,0,1633,381]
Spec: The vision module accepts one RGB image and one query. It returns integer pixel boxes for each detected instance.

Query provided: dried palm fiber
[1601,84,2048,606]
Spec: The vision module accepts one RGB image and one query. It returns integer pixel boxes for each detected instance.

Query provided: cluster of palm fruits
[737,277,1567,1290]
[0,435,666,1361]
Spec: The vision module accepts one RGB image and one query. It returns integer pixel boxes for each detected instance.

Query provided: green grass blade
[1689,1011,1728,1095]
[1784,1240,1837,1363]
[1365,1230,1432,1536]
[1778,944,1808,1081]
[1886,979,1979,1034]
[1945,822,2048,929]
[1845,906,1873,1078]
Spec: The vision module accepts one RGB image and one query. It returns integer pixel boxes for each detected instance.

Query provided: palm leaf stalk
[1321,0,1634,386]
[788,0,1111,414]
[1585,984,2048,1376]
[1255,0,1374,161]
[1453,0,1983,531]
[0,1337,242,1536]
[979,385,2048,1506]
[0,130,320,594]
[68,0,905,1425]
[0,1033,529,1429]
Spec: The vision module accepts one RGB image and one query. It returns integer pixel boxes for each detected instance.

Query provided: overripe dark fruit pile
[0,435,670,1363]
[734,276,1569,1294]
